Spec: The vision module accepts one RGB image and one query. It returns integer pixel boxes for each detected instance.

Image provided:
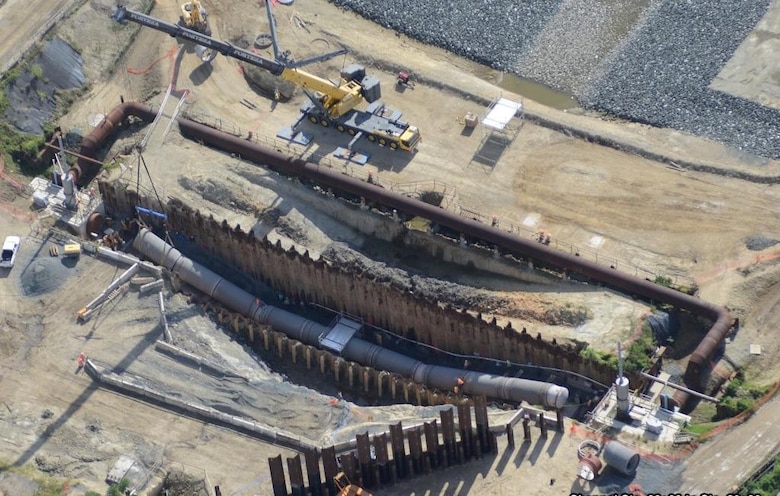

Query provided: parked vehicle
[0,236,20,268]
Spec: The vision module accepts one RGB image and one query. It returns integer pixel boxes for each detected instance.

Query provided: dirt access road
[0,0,75,75]
[88,0,780,358]
[3,0,780,494]
[0,179,297,495]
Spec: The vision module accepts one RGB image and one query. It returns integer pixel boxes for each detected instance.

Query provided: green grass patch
[742,455,780,496]
[107,477,130,496]
[0,459,69,496]
[683,421,718,437]
[580,326,656,374]
[714,372,770,420]
[0,120,56,176]
[30,63,44,80]
[579,345,618,372]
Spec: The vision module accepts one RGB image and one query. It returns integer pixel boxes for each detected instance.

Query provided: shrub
[30,64,43,80]
[107,478,130,496]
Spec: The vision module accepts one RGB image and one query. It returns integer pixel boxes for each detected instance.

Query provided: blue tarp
[135,206,167,220]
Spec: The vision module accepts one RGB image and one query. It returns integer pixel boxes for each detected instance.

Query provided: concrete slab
[589,235,605,248]
[276,126,311,145]
[106,455,135,484]
[522,213,541,227]
[29,177,101,235]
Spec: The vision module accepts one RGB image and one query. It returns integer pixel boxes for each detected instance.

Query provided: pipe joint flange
[578,439,601,459]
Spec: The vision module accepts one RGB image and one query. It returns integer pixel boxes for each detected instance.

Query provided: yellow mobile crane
[112,3,421,152]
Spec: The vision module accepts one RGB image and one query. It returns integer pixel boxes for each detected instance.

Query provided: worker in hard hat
[454,377,465,395]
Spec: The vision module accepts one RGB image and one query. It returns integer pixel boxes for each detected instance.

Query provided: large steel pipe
[133,227,262,318]
[76,101,156,184]
[133,229,569,408]
[81,102,731,410]
[175,118,732,409]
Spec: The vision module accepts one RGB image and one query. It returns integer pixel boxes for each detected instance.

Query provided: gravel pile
[21,258,70,296]
[581,0,779,159]
[745,233,780,251]
[331,0,780,158]
[329,0,561,71]
[515,0,650,94]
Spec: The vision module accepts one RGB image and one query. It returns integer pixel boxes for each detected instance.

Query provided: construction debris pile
[331,0,779,158]
[321,242,511,312]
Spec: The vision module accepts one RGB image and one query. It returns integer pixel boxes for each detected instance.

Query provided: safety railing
[172,110,695,287]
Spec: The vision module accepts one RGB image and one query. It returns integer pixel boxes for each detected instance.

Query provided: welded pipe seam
[83,103,730,410]
[172,117,731,409]
[133,228,569,408]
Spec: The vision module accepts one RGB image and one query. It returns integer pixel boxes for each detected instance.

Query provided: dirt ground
[4,0,780,494]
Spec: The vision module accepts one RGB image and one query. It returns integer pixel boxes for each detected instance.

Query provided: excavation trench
[81,101,733,410]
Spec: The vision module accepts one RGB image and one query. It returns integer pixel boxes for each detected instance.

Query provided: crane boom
[112,5,284,75]
[113,5,357,116]
[112,5,422,152]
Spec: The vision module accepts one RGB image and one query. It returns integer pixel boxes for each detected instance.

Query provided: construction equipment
[112,3,421,152]
[396,70,414,89]
[333,471,372,496]
[179,0,210,34]
[177,0,217,62]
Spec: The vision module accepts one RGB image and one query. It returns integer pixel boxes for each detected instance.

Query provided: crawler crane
[112,3,421,152]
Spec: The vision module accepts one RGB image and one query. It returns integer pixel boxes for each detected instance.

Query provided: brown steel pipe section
[79,102,732,410]
[75,101,156,184]
[175,117,732,409]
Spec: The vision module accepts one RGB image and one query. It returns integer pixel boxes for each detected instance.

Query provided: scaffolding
[471,97,523,168]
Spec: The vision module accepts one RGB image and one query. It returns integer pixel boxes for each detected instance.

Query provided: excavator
[111,2,421,152]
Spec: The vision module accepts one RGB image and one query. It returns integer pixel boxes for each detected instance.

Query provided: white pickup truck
[0,236,20,268]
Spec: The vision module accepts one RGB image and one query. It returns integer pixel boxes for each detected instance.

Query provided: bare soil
[3,0,780,494]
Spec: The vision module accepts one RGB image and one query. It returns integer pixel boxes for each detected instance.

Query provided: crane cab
[399,126,421,152]
[179,0,211,35]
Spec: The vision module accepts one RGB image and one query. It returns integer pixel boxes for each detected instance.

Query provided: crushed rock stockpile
[329,0,561,71]
[330,0,780,159]
[581,0,779,159]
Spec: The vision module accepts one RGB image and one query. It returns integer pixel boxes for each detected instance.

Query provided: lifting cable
[134,149,175,247]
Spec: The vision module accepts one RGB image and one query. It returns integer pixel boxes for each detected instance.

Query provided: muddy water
[477,0,655,109]
[495,72,579,110]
